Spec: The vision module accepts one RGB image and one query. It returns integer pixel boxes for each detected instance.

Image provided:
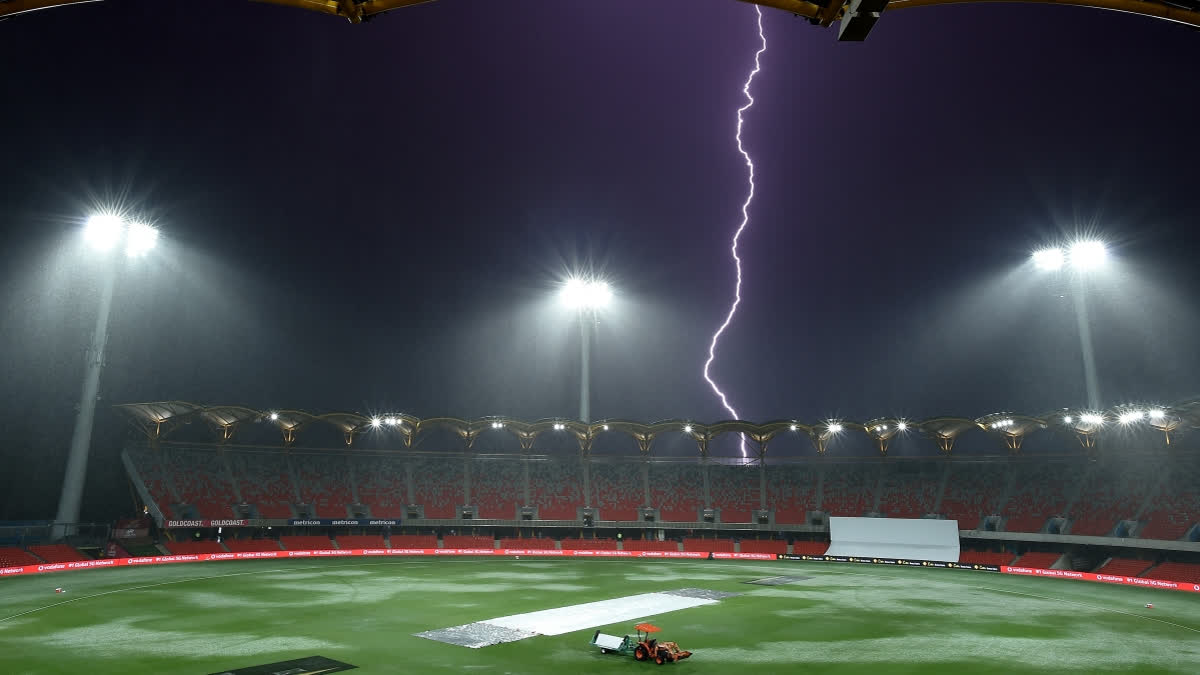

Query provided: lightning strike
[703,6,766,458]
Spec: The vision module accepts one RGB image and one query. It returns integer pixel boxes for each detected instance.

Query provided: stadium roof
[115,400,1200,455]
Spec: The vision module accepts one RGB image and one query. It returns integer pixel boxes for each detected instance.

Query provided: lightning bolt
[703,6,766,458]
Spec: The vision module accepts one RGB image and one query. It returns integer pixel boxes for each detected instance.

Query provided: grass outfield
[1,557,1198,674]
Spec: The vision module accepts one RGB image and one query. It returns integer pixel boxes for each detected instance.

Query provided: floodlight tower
[54,214,158,539]
[559,277,613,423]
[1031,239,1107,410]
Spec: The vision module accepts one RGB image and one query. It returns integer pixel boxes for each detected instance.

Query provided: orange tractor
[633,622,692,665]
[590,622,692,664]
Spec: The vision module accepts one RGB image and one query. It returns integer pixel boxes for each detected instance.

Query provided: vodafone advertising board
[2,550,1196,595]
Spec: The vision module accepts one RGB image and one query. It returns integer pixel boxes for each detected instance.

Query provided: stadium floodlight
[827,422,843,434]
[896,421,907,431]
[789,424,797,431]
[1068,240,1107,270]
[553,422,565,431]
[1032,247,1065,271]
[491,421,504,429]
[1063,415,1073,424]
[1148,409,1165,420]
[558,276,616,423]
[370,417,382,428]
[1080,413,1104,425]
[1118,410,1144,425]
[385,417,397,426]
[683,424,693,433]
[269,412,279,421]
[125,222,158,258]
[56,210,166,540]
[602,424,609,431]
[84,213,124,252]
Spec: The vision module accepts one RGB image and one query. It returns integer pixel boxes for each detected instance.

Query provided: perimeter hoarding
[2,549,1197,595]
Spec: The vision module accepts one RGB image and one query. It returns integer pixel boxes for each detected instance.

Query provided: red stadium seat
[738,540,787,554]
[0,547,41,567]
[561,538,618,550]
[499,538,557,550]
[1011,551,1062,569]
[389,534,438,548]
[28,544,87,563]
[442,535,495,549]
[622,539,679,552]
[1094,557,1152,577]
[279,535,335,551]
[682,537,735,553]
[334,535,387,549]
[165,540,226,555]
[223,538,282,553]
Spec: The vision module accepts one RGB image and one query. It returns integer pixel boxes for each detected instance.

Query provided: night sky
[1,0,1198,520]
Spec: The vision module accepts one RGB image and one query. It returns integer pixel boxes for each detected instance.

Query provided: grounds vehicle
[590,623,691,664]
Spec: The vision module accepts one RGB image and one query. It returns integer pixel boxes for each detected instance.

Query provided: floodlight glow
[827,423,843,434]
[560,277,612,310]
[789,424,797,431]
[896,422,907,431]
[385,417,397,426]
[1069,240,1107,270]
[370,417,381,428]
[1118,410,1144,425]
[553,423,565,431]
[491,421,503,429]
[84,214,124,252]
[1148,409,1165,420]
[269,412,279,421]
[125,222,158,257]
[683,424,693,433]
[1032,247,1064,271]
[602,424,609,431]
[1080,413,1104,425]
[1063,415,1073,424]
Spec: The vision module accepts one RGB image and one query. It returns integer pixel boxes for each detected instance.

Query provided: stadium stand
[411,456,465,519]
[170,449,237,519]
[1011,551,1062,569]
[230,452,295,519]
[710,464,760,522]
[0,546,42,567]
[443,535,495,549]
[280,535,335,551]
[650,462,703,522]
[498,538,557,550]
[1068,460,1156,536]
[164,540,226,555]
[128,446,174,517]
[1140,460,1199,540]
[1094,557,1152,577]
[28,544,87,563]
[353,455,406,519]
[589,461,642,521]
[622,539,680,552]
[293,454,352,518]
[738,539,787,554]
[958,551,1014,566]
[821,463,876,516]
[222,538,282,552]
[940,461,1003,528]
[682,537,735,553]
[791,540,830,556]
[334,535,387,549]
[1001,462,1074,533]
[472,459,524,519]
[560,538,618,550]
[1143,562,1200,584]
[528,458,583,520]
[389,534,439,548]
[878,462,940,519]
[766,463,816,524]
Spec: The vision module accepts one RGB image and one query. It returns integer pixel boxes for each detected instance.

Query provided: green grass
[1,557,1198,673]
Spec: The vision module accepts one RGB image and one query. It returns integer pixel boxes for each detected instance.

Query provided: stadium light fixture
[827,422,843,434]
[683,424,693,433]
[560,277,613,310]
[602,424,609,431]
[789,423,797,431]
[896,421,907,431]
[1063,415,1073,424]
[269,412,279,421]
[84,213,124,252]
[125,222,159,258]
[1148,409,1165,420]
[1118,410,1144,425]
[1068,240,1107,270]
[370,417,382,428]
[1080,413,1104,425]
[1032,247,1064,271]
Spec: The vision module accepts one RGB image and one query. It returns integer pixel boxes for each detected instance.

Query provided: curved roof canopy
[115,400,1199,454]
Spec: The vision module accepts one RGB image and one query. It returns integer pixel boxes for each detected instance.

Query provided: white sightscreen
[825,516,960,562]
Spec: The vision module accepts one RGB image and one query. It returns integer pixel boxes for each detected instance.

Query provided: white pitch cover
[825,516,960,562]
